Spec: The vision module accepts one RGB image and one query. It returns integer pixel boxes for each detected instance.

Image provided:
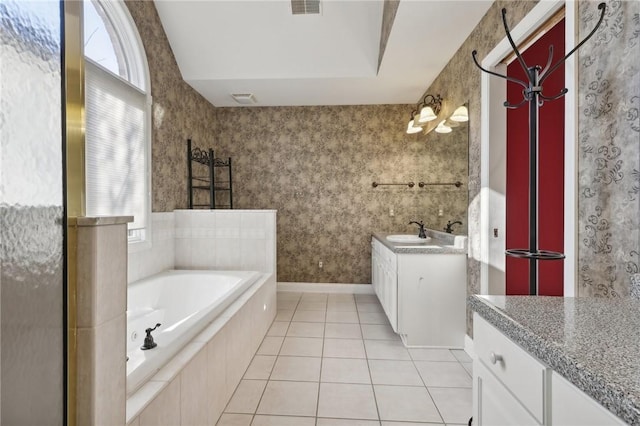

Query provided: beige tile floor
[217,292,473,426]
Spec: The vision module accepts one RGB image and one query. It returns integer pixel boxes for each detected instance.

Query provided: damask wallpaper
[215,106,468,283]
[125,1,219,212]
[577,0,640,297]
[419,1,539,335]
[126,1,467,284]
[125,0,638,307]
[422,0,639,333]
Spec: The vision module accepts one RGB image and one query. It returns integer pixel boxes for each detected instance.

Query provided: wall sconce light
[406,94,442,134]
[435,120,452,134]
[415,94,442,125]
[450,105,469,122]
[406,109,423,134]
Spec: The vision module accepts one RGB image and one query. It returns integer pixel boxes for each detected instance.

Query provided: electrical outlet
[389,207,395,217]
[438,208,443,217]
[319,261,323,269]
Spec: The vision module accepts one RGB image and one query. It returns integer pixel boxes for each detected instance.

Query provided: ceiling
[153,0,493,107]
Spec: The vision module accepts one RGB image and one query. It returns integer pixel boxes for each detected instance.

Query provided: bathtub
[126,269,261,394]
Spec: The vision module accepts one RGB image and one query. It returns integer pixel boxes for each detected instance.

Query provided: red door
[505,19,565,296]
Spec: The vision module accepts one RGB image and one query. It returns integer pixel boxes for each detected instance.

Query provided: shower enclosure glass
[0,1,65,423]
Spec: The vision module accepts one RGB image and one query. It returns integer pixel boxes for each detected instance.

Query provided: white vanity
[371,230,467,348]
[469,295,637,425]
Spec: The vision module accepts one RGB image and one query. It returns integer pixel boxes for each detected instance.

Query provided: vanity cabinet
[371,238,398,332]
[473,314,547,425]
[371,237,466,347]
[472,313,626,426]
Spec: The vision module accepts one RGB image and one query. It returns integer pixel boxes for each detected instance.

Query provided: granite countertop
[373,230,467,254]
[469,295,640,425]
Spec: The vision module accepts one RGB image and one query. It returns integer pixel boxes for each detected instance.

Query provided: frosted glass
[0,1,64,424]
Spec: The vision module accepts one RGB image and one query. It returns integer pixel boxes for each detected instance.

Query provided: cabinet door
[474,361,540,426]
[398,254,466,347]
[371,240,380,296]
[551,372,624,426]
[371,239,398,331]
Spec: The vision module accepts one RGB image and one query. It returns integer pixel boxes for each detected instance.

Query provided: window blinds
[85,59,147,231]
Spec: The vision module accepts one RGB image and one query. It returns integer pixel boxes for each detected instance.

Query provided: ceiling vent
[291,0,321,15]
[230,93,257,105]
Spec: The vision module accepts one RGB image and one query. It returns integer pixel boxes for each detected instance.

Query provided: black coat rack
[472,3,606,295]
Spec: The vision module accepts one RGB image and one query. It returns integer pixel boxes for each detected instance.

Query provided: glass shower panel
[0,1,65,424]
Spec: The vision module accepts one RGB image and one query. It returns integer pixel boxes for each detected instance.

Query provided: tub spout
[141,323,161,350]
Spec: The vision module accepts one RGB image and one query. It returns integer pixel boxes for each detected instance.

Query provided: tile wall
[128,210,277,284]
[128,213,175,283]
[174,210,276,274]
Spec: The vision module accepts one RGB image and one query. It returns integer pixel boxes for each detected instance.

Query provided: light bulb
[418,106,437,123]
[450,105,469,122]
[435,120,452,134]
[406,119,422,134]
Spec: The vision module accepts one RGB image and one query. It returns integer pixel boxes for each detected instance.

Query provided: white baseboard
[464,334,476,359]
[277,282,375,294]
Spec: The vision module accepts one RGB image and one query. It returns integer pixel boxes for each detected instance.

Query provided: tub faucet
[409,221,427,239]
[141,323,161,351]
[445,220,463,234]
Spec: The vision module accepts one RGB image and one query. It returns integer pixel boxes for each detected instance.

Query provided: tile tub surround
[126,272,276,424]
[128,212,175,284]
[469,295,640,425]
[74,216,132,425]
[217,290,474,425]
[174,210,276,273]
[128,210,276,284]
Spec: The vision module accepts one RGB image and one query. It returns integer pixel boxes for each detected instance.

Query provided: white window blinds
[85,59,147,231]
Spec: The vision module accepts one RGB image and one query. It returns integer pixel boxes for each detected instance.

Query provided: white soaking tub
[126,269,260,394]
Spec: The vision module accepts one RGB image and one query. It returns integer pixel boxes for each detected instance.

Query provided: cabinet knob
[489,351,503,364]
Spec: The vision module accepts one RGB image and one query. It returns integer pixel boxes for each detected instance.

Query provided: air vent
[291,0,321,15]
[230,93,257,105]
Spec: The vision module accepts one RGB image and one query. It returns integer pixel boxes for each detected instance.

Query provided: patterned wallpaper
[421,0,639,332]
[577,0,640,297]
[124,0,638,300]
[215,106,468,283]
[125,1,219,212]
[419,1,539,334]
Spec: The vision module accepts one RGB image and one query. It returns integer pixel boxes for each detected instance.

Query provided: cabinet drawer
[474,314,547,423]
[474,360,540,426]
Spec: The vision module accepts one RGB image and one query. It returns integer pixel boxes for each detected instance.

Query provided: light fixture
[415,94,442,125]
[435,120,452,134]
[444,118,460,128]
[417,106,438,124]
[406,110,423,134]
[450,105,469,122]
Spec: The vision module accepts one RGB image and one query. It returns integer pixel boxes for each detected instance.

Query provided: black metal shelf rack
[187,139,233,209]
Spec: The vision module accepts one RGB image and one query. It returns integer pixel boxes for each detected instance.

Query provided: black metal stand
[187,139,233,209]
[471,3,606,295]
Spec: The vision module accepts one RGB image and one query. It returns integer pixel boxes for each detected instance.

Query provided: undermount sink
[386,234,431,244]
[396,245,441,249]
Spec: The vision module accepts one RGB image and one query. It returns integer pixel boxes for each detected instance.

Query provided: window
[83,0,151,246]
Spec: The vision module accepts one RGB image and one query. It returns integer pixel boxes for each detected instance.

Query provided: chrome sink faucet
[409,221,427,239]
